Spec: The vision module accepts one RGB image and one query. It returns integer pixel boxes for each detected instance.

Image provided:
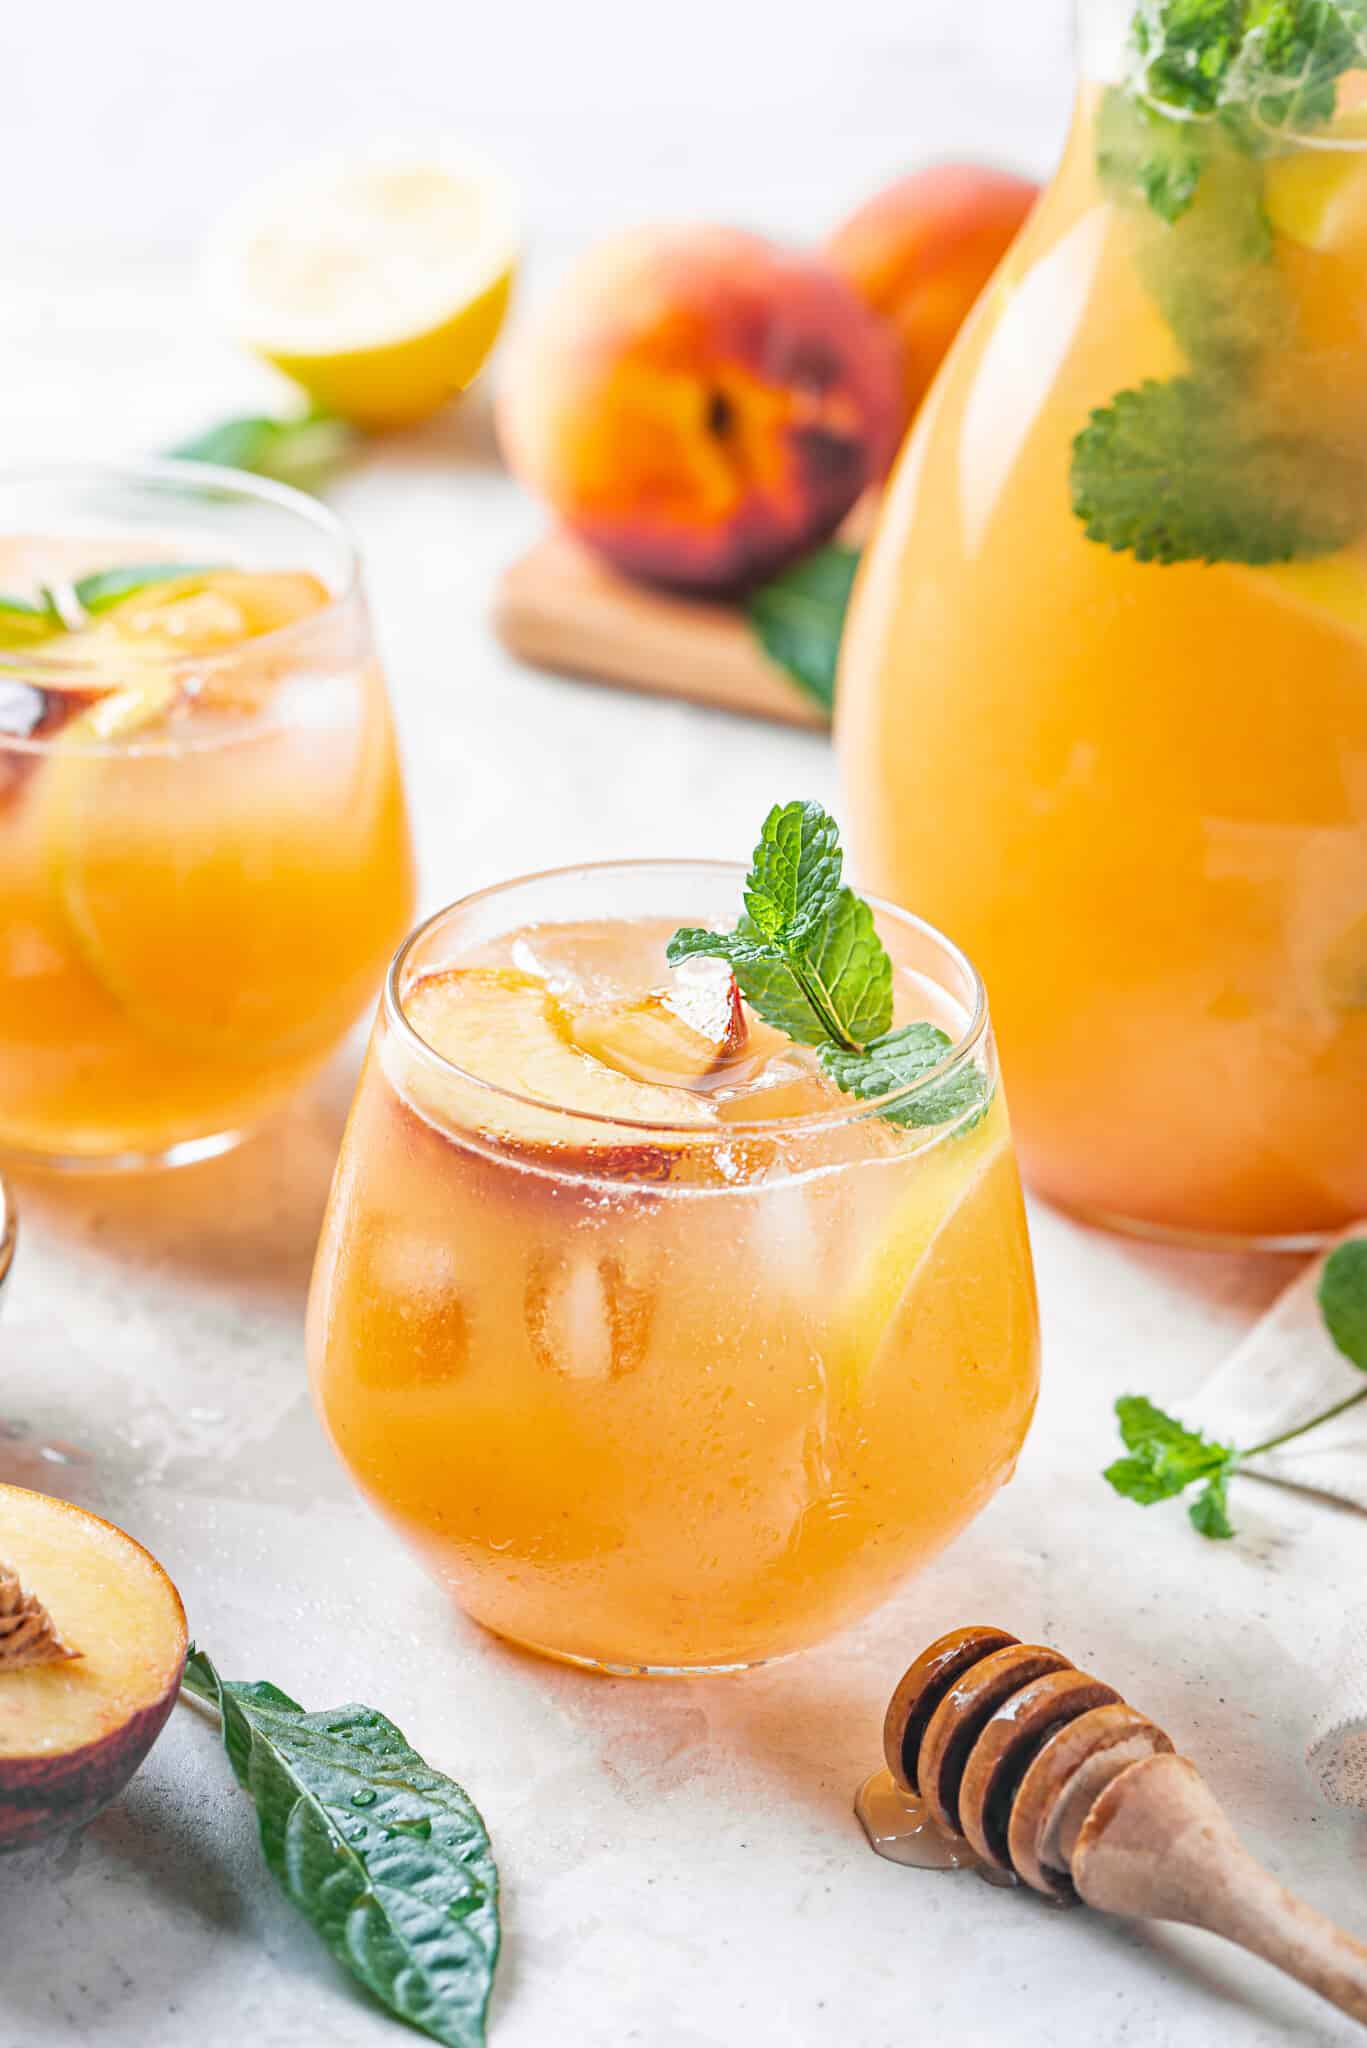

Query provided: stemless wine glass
[0,462,415,1168]
[307,861,1040,1675]
[838,0,1367,1246]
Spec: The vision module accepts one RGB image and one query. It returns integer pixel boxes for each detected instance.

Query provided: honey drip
[855,1769,1017,1886]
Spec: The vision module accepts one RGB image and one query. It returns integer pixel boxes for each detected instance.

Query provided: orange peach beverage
[0,463,414,1166]
[308,863,1039,1673]
[838,35,1367,1243]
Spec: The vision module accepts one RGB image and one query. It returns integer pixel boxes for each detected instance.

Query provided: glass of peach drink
[838,0,1367,1246]
[0,462,415,1168]
[308,836,1039,1674]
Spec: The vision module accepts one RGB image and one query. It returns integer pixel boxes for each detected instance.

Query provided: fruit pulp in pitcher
[0,541,414,1160]
[308,913,1040,1671]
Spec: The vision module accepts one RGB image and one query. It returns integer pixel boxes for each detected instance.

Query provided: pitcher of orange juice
[838,0,1367,1247]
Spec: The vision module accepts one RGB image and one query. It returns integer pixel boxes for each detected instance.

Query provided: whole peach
[824,164,1039,423]
[497,225,904,594]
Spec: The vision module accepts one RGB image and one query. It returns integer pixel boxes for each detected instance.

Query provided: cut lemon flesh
[38,637,378,1060]
[835,1094,1008,1392]
[1231,548,1367,639]
[1265,114,1367,251]
[204,145,520,428]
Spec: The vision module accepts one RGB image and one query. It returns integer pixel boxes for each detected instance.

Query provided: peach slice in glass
[566,960,748,1089]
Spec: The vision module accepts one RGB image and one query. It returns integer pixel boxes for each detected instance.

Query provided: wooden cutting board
[492,531,831,732]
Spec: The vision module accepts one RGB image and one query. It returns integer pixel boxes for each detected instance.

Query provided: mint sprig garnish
[0,563,227,644]
[668,800,987,1129]
[183,1646,499,2048]
[1104,1237,1367,1538]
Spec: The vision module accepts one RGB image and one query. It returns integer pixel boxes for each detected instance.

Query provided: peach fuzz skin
[497,224,904,594]
[824,164,1039,424]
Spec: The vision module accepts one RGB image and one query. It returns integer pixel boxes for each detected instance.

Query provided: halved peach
[0,1484,187,1850]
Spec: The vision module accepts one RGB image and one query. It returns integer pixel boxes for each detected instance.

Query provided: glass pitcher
[838,0,1367,1247]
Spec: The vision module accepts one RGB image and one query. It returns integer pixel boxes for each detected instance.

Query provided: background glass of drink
[0,462,415,1168]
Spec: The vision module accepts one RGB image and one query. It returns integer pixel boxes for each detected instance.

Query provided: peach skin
[497,225,903,594]
[824,163,1039,425]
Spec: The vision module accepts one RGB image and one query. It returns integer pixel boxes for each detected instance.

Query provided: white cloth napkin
[1187,1230,1367,1808]
[1189,1235,1367,1510]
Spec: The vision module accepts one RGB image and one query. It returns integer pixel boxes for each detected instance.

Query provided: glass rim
[0,457,361,705]
[384,857,991,1139]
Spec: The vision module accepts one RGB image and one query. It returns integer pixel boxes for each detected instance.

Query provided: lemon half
[204,144,519,429]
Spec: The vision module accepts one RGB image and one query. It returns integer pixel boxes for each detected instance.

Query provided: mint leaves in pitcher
[1073,0,1367,566]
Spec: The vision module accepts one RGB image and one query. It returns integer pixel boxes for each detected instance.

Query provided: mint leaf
[1233,0,1367,129]
[1189,1468,1237,1537]
[168,408,354,490]
[73,562,224,613]
[672,885,893,1050]
[744,799,844,946]
[1115,1,1367,220]
[1070,378,1364,564]
[1319,1237,1367,1370]
[183,1647,499,2048]
[818,1021,989,1130]
[746,545,860,716]
[668,801,892,1054]
[1104,1395,1236,1507]
[1133,0,1246,116]
[1106,1245,1367,1538]
[1095,82,1210,221]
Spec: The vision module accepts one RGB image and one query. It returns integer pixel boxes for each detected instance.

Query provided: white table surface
[2,4,1366,2043]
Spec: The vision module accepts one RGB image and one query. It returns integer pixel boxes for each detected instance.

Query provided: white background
[3,4,1366,2045]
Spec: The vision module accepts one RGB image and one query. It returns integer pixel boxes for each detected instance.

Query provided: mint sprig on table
[1104,1237,1367,1539]
[1075,0,1367,566]
[183,1647,499,2048]
[667,799,988,1130]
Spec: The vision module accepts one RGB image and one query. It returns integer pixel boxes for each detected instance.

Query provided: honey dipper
[873,1625,1367,2028]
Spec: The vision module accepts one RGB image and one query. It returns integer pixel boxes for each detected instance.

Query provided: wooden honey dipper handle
[880,1627,1367,2029]
[1074,1752,1367,2027]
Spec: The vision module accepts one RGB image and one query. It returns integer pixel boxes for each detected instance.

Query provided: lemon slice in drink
[1233,549,1367,638]
[38,572,364,1058]
[1264,109,1367,252]
[204,145,519,429]
[835,1098,1007,1396]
